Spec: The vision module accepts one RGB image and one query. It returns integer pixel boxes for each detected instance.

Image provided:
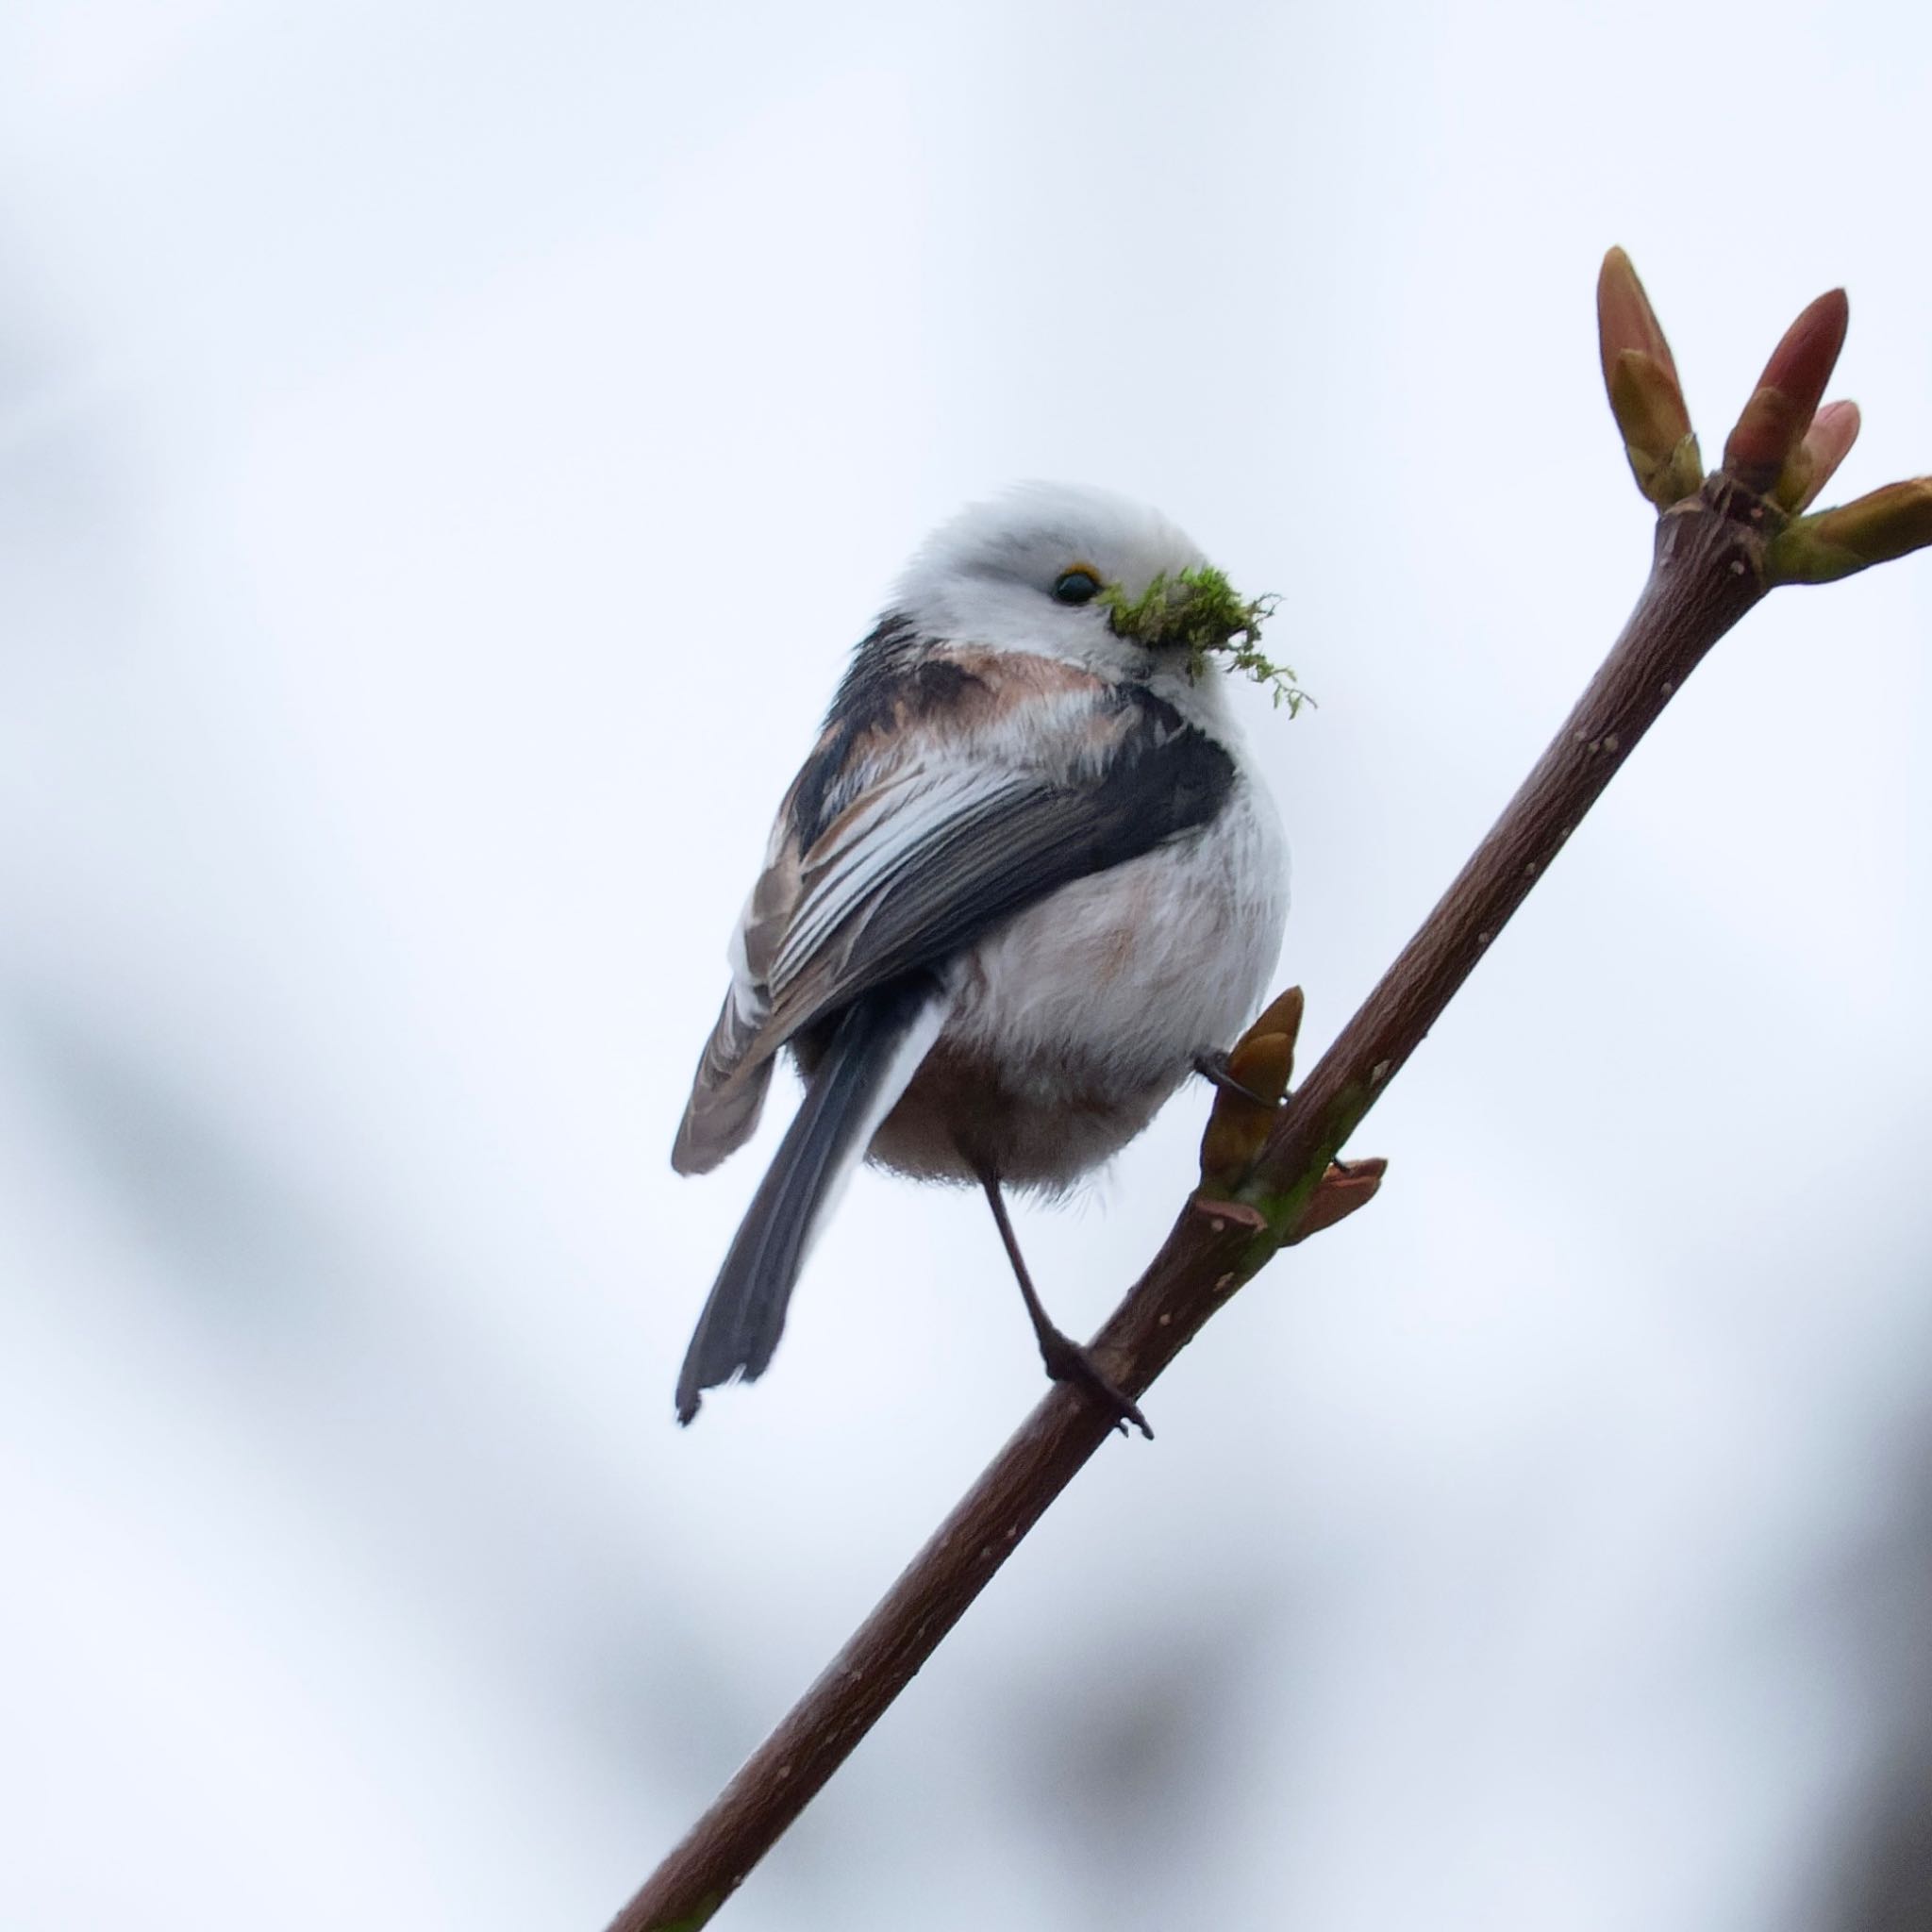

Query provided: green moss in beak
[1099,565,1310,715]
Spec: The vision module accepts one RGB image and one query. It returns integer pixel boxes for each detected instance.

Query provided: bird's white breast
[871,766,1288,1190]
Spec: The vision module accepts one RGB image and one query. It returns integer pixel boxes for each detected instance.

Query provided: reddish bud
[1285,1158,1388,1247]
[1597,248,1682,391]
[1724,288,1849,493]
[1755,289,1849,425]
[1779,398,1862,512]
[1597,252,1701,508]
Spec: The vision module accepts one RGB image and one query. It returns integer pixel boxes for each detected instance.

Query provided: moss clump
[1100,565,1310,715]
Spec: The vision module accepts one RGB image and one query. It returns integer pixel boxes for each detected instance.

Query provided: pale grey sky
[3,3,1930,1928]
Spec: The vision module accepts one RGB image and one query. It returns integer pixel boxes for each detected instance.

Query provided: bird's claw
[1191,1048,1280,1111]
[1036,1329,1154,1440]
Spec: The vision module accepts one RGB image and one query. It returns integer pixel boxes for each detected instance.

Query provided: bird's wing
[671,652,1235,1174]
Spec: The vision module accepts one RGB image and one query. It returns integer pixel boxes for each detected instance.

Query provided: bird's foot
[1035,1324,1154,1441]
[1191,1047,1281,1112]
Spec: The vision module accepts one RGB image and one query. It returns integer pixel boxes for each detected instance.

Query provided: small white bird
[672,484,1290,1432]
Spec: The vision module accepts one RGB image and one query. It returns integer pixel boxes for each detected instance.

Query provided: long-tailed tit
[672,484,1290,1433]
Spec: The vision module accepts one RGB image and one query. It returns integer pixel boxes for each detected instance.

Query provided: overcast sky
[4,3,1931,1928]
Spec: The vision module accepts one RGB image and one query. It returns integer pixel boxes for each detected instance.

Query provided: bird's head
[889,482,1304,712]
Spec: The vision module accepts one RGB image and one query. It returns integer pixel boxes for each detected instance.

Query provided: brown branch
[608,252,1932,1932]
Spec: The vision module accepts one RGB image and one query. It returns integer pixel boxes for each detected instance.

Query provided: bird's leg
[975,1169,1153,1441]
[1191,1047,1278,1111]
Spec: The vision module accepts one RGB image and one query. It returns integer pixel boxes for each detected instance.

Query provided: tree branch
[608,251,1931,1932]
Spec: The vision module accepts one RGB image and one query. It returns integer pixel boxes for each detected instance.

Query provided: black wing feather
[770,687,1236,1034]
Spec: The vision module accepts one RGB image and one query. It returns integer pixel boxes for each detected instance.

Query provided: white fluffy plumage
[672,484,1289,1425]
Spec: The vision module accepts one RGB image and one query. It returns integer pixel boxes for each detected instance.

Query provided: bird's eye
[1051,568,1102,607]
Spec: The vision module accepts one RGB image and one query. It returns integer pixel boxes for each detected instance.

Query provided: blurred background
[4,2,1930,1926]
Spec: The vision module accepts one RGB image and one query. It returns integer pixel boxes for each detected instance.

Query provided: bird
[671,483,1291,1434]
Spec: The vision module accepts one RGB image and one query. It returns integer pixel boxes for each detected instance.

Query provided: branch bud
[1778,398,1862,512]
[1597,250,1701,508]
[1284,1158,1388,1246]
[1766,478,1932,585]
[1724,288,1848,497]
[1197,988,1302,1197]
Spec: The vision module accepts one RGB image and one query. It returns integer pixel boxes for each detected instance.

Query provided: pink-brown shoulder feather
[671,649,1112,1175]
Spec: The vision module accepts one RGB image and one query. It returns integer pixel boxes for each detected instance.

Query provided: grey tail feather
[675,975,938,1425]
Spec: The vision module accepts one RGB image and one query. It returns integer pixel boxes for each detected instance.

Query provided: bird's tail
[675,975,944,1424]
